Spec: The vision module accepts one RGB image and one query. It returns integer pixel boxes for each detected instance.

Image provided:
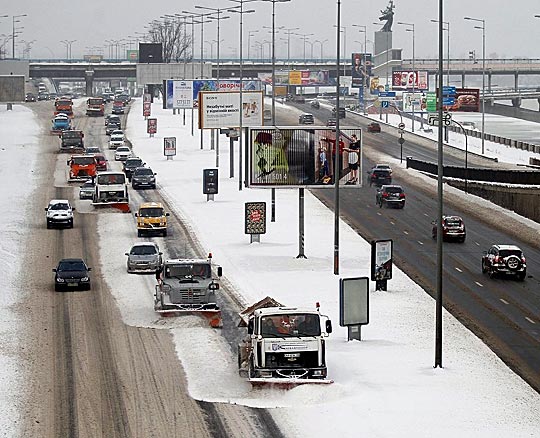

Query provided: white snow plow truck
[154,254,222,327]
[237,297,333,386]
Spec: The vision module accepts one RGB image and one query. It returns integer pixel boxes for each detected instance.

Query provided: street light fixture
[294,32,314,63]
[281,27,299,69]
[333,24,346,75]
[12,14,27,59]
[397,21,416,133]
[314,39,328,61]
[430,19,450,86]
[247,29,259,60]
[464,16,486,155]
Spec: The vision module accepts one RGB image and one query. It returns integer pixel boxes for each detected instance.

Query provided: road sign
[398,122,405,129]
[378,91,396,98]
[398,137,405,145]
[443,97,455,106]
[427,112,452,126]
[426,92,437,112]
[398,128,404,135]
[381,101,389,108]
[442,86,456,95]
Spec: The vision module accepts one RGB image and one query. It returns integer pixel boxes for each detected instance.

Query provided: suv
[45,199,74,229]
[106,122,121,135]
[53,258,91,291]
[109,131,125,149]
[482,244,527,281]
[123,157,145,180]
[332,107,346,119]
[367,122,381,133]
[368,169,392,187]
[376,185,405,209]
[299,113,314,125]
[125,242,162,274]
[432,215,466,242]
[132,166,157,189]
[135,202,169,237]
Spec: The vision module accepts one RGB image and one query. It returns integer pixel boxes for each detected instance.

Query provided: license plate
[68,283,78,287]
[284,353,300,358]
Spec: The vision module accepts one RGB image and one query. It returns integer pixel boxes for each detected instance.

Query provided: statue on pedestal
[379,0,395,32]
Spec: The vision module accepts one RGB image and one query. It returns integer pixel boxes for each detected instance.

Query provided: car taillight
[382,192,389,197]
[522,257,526,264]
[494,256,501,263]
[399,193,405,198]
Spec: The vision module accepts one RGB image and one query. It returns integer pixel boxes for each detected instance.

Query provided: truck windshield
[63,131,82,139]
[139,208,163,217]
[165,263,211,279]
[72,156,95,165]
[261,314,320,337]
[88,99,103,105]
[97,174,125,185]
[56,100,71,107]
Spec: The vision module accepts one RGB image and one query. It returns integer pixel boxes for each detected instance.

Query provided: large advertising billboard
[258,70,330,86]
[443,88,480,112]
[392,71,429,90]
[248,127,362,188]
[199,91,264,129]
[164,79,262,109]
[351,53,372,88]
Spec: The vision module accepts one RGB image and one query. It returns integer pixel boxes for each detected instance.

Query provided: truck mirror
[217,266,222,277]
[247,319,254,335]
[325,320,333,334]
[52,268,57,272]
[125,253,129,256]
[87,267,92,271]
[44,207,48,211]
[165,213,170,216]
[134,213,138,217]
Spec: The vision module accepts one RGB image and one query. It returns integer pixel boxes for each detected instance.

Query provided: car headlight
[81,277,89,282]
[56,277,65,282]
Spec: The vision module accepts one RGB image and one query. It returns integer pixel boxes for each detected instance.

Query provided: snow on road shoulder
[0,105,41,438]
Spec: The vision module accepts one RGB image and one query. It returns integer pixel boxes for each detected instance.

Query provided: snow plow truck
[237,297,333,386]
[154,255,222,327]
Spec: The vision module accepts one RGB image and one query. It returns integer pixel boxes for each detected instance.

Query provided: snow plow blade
[92,201,131,213]
[155,308,222,328]
[248,378,334,388]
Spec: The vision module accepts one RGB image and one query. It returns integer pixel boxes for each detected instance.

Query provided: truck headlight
[56,277,65,282]
[313,370,324,376]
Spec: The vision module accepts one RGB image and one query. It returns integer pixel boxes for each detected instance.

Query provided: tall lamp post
[333,25,346,75]
[282,27,299,69]
[247,30,259,60]
[430,19,450,86]
[333,0,342,274]
[464,16,485,155]
[397,22,415,132]
[314,39,328,61]
[12,14,27,59]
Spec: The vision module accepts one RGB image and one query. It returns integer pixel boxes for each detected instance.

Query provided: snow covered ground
[1,99,539,437]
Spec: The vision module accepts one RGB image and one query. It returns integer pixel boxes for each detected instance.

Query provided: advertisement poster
[143,102,151,117]
[370,239,393,281]
[402,92,425,111]
[164,79,262,109]
[245,202,267,235]
[289,71,302,85]
[442,88,480,112]
[248,127,362,187]
[392,71,429,90]
[258,70,330,86]
[199,91,263,129]
[147,118,157,135]
[143,93,152,103]
[163,137,176,156]
[351,53,372,88]
[370,77,384,95]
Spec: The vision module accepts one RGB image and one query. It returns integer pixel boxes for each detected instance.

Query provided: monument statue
[379,0,395,32]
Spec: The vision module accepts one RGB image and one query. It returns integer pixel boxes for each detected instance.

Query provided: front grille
[169,288,205,304]
[265,351,319,368]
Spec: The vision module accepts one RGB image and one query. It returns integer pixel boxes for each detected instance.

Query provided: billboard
[351,53,372,88]
[245,202,267,235]
[248,127,362,188]
[139,43,163,63]
[0,75,25,102]
[199,91,264,129]
[371,239,393,281]
[147,118,157,135]
[126,50,139,62]
[443,88,480,112]
[402,92,425,111]
[164,79,262,109]
[289,71,302,85]
[258,70,330,86]
[164,137,176,156]
[392,71,429,90]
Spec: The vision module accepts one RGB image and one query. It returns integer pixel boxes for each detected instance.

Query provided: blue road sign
[443,97,455,106]
[381,101,390,108]
[442,86,456,96]
[378,91,396,98]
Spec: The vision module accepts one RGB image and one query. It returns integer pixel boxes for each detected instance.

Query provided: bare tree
[146,19,192,63]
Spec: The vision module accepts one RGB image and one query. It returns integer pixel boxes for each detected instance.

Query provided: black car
[105,114,121,126]
[332,107,346,119]
[131,166,157,189]
[25,93,36,102]
[310,99,320,109]
[368,169,392,187]
[38,92,49,101]
[432,215,466,242]
[299,113,314,125]
[326,117,337,127]
[376,185,405,209]
[482,244,527,281]
[53,258,92,291]
[123,157,145,180]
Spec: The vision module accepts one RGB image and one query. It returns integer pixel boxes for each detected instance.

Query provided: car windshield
[126,159,143,167]
[139,208,163,217]
[165,263,211,278]
[95,155,105,161]
[385,187,402,194]
[444,218,462,227]
[82,181,94,188]
[499,249,522,258]
[58,261,86,271]
[374,170,391,176]
[261,314,320,337]
[50,202,69,210]
[134,168,153,176]
[97,174,125,185]
[117,147,130,153]
[130,245,157,255]
[72,156,95,165]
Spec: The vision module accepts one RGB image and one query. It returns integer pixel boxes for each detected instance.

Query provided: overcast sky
[3,0,540,60]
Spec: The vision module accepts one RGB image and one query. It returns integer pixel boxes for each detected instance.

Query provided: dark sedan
[53,258,92,291]
[367,122,381,133]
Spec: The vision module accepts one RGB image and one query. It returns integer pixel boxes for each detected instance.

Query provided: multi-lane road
[277,102,540,392]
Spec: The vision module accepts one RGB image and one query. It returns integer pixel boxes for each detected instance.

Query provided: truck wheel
[69,219,73,228]
[137,230,142,237]
[162,230,167,237]
[47,221,51,229]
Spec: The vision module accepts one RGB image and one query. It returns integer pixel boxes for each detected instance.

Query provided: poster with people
[351,53,372,88]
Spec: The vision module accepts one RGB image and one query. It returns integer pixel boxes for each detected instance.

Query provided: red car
[367,122,381,133]
[94,153,108,171]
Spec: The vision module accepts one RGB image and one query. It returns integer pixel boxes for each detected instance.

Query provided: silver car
[125,242,162,273]
[79,179,95,200]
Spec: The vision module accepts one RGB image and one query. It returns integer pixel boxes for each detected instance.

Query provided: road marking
[525,317,536,324]
[423,213,429,217]
[376,212,382,216]
[418,241,423,245]
[455,267,462,273]
[475,281,483,287]
[403,230,409,235]
[475,242,480,246]
[390,221,395,225]
[499,298,509,305]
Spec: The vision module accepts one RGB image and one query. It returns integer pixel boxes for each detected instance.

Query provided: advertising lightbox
[199,91,264,129]
[248,127,362,188]
[392,71,429,90]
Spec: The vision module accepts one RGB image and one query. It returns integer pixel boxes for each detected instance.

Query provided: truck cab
[67,154,97,181]
[86,97,105,116]
[135,202,169,236]
[93,171,128,204]
[51,114,71,134]
[60,130,84,153]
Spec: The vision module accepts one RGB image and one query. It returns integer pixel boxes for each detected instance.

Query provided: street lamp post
[12,14,27,59]
[333,25,346,75]
[464,16,486,155]
[294,32,314,64]
[247,29,259,60]
[397,22,415,132]
[334,0,342,275]
[430,19,450,86]
[314,39,328,62]
[282,27,299,69]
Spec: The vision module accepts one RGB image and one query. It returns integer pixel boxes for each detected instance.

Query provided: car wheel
[69,219,73,228]
[488,267,496,279]
[459,237,466,243]
[481,260,488,274]
[163,230,168,237]
[151,184,156,189]
[55,284,62,292]
[516,271,526,281]
[47,221,51,229]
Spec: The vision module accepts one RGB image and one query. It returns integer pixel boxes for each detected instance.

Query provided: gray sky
[2,0,540,60]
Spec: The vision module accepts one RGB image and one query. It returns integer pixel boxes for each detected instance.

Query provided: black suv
[432,215,466,242]
[123,157,145,181]
[482,244,526,281]
[132,166,157,189]
[332,107,346,119]
[376,185,405,209]
[53,258,92,291]
[368,169,392,186]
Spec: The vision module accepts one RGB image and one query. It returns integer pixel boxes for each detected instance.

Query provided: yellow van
[135,202,169,237]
